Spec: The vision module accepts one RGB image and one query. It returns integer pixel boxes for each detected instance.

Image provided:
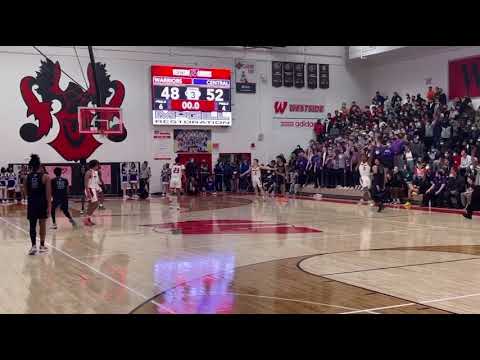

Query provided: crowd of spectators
[161,86,480,212]
[301,86,480,209]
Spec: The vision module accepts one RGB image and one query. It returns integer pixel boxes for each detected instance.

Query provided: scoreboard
[151,65,232,126]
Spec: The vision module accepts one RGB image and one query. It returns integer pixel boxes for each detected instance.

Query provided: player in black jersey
[275,156,287,196]
[24,154,51,255]
[79,159,87,214]
[50,167,76,229]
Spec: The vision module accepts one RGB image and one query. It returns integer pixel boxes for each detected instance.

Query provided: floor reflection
[153,254,235,314]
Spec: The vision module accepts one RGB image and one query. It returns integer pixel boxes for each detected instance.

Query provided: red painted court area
[143,219,321,235]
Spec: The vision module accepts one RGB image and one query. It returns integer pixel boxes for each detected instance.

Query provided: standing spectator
[391,134,405,169]
[350,145,360,189]
[139,161,152,199]
[424,119,435,152]
[374,91,385,107]
[185,158,198,193]
[314,119,325,142]
[232,160,240,193]
[239,159,250,192]
[310,149,323,188]
[199,160,209,193]
[426,86,435,101]
[214,159,224,192]
[463,183,480,219]
[437,88,447,106]
[295,151,308,193]
[338,146,348,187]
[404,144,415,174]
[160,163,171,196]
[391,91,402,108]
[411,136,425,160]
[223,160,233,192]
[440,119,452,148]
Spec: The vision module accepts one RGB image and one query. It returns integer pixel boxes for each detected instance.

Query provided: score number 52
[160,87,224,101]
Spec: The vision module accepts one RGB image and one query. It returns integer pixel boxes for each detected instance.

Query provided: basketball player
[169,158,185,210]
[242,159,264,197]
[0,167,7,204]
[79,159,87,215]
[275,156,287,196]
[358,155,372,204]
[129,162,139,199]
[84,160,102,226]
[170,158,185,196]
[24,154,51,255]
[50,167,76,229]
[97,166,106,209]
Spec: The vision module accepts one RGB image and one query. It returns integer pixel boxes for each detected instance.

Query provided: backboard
[78,107,124,135]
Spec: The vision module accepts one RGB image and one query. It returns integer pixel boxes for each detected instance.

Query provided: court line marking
[302,256,480,277]
[341,303,415,314]
[143,290,378,314]
[228,292,379,313]
[0,216,176,315]
[342,290,480,314]
[340,283,480,314]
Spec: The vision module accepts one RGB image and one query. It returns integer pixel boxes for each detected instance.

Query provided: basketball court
[1,195,480,314]
[2,46,480,315]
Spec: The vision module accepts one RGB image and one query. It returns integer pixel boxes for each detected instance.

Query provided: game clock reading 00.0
[151,65,232,126]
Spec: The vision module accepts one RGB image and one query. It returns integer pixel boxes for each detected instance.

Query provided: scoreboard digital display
[151,65,232,126]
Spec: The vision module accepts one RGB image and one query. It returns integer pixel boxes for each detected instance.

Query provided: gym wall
[0,46,368,193]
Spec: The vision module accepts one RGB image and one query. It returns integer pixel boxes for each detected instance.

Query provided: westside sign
[273,99,325,119]
[273,99,325,129]
[274,101,324,114]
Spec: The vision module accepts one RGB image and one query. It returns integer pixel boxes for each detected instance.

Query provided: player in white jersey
[84,160,101,226]
[241,159,265,197]
[169,158,185,195]
[358,156,372,204]
[169,158,185,211]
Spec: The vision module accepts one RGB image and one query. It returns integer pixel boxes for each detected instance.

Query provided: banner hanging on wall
[318,64,330,89]
[283,62,294,87]
[272,62,283,88]
[272,97,325,128]
[153,130,173,160]
[307,64,318,89]
[174,129,212,153]
[294,63,305,88]
[449,55,480,99]
[235,60,256,93]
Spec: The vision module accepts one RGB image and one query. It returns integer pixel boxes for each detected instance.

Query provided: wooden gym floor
[1,194,480,314]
